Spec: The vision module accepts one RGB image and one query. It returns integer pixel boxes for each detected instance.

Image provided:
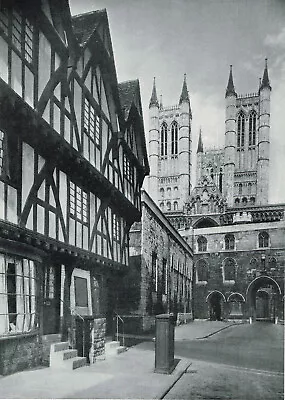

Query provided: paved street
[165,322,284,400]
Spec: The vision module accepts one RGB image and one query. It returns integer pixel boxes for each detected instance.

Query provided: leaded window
[84,98,100,147]
[123,154,133,185]
[69,182,88,223]
[0,9,34,64]
[112,214,120,241]
[0,255,37,335]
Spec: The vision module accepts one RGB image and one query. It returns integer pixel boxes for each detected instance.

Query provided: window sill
[196,281,207,285]
[223,280,235,285]
[0,329,39,341]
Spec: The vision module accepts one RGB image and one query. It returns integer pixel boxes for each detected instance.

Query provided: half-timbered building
[0,0,148,375]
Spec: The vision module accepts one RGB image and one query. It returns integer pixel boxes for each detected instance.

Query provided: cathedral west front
[146,61,285,322]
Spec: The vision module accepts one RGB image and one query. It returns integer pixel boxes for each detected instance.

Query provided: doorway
[43,265,61,334]
[246,276,281,323]
[207,291,225,321]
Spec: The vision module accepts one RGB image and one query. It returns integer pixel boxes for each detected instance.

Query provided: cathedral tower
[147,75,192,213]
[222,60,271,207]
[224,65,237,207]
[256,59,271,205]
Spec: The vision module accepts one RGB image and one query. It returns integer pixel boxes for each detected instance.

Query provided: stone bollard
[154,314,175,374]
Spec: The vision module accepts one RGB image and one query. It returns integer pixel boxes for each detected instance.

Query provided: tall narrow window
[248,111,256,147]
[196,259,208,282]
[171,121,178,155]
[197,236,207,252]
[69,181,88,224]
[225,234,235,250]
[112,214,120,241]
[223,258,236,282]
[219,168,223,193]
[258,231,269,248]
[160,123,167,156]
[151,252,158,292]
[237,113,245,149]
[84,98,100,146]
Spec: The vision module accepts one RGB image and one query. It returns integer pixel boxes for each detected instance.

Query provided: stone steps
[49,341,87,370]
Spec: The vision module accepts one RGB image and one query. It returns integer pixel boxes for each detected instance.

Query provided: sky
[69,0,285,204]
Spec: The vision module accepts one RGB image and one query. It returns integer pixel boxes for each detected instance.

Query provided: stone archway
[206,291,226,321]
[246,276,281,323]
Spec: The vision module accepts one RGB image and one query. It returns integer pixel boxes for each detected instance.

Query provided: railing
[113,312,125,347]
[59,298,85,355]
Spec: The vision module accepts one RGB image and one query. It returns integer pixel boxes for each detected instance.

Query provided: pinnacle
[197,128,203,153]
[260,58,271,91]
[225,65,237,98]
[149,77,159,108]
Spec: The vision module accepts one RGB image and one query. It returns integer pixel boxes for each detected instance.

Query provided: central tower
[147,75,192,214]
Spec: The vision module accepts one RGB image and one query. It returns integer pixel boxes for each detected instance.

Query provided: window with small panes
[112,214,120,241]
[123,154,133,184]
[84,98,100,147]
[69,182,88,224]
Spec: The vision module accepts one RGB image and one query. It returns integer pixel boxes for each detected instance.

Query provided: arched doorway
[206,291,226,321]
[227,293,245,319]
[246,276,281,323]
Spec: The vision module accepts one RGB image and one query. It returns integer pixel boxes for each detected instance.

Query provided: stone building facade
[0,1,148,375]
[123,190,193,333]
[147,61,284,323]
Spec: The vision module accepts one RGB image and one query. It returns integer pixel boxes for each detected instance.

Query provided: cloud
[264,27,285,48]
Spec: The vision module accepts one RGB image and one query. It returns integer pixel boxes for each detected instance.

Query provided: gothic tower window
[248,111,256,147]
[171,121,178,155]
[237,113,245,149]
[219,168,223,193]
[197,236,207,252]
[173,201,178,210]
[166,201,171,210]
[160,123,167,156]
[258,231,269,248]
[238,183,242,195]
[225,234,235,250]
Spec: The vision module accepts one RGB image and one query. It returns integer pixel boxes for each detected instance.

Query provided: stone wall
[192,222,285,319]
[0,333,41,375]
[89,318,106,363]
[125,191,194,334]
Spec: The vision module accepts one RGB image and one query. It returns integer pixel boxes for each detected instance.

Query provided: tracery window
[248,111,256,147]
[237,113,245,149]
[160,123,167,156]
[171,121,178,155]
[258,231,269,248]
[197,236,207,252]
[225,234,235,250]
